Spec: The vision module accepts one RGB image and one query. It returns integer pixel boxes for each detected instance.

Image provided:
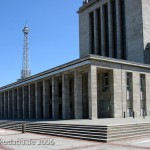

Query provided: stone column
[7,91,10,119]
[22,86,25,119]
[74,71,83,119]
[88,65,98,120]
[4,92,6,118]
[52,77,59,120]
[12,89,15,119]
[17,87,23,119]
[35,83,38,119]
[146,73,150,114]
[30,84,36,119]
[113,69,123,118]
[35,82,43,119]
[115,0,122,59]
[23,86,29,119]
[8,90,13,119]
[0,93,2,118]
[132,72,140,117]
[4,92,8,119]
[121,70,127,115]
[13,89,18,119]
[108,1,113,57]
[43,80,50,119]
[1,93,4,118]
[28,85,31,119]
[62,74,70,120]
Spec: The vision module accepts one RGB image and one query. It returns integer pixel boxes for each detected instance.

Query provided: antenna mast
[21,25,31,79]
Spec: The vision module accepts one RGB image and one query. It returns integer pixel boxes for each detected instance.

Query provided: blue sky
[0,0,82,87]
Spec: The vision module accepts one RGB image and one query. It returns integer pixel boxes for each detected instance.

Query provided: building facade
[0,0,150,120]
[79,0,150,64]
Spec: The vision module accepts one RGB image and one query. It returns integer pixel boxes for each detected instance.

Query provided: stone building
[0,0,150,120]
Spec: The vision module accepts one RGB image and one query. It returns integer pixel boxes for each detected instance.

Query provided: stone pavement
[0,128,149,150]
[1,117,150,126]
[36,117,150,126]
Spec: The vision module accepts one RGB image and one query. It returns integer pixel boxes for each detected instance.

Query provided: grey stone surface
[52,77,59,120]
[88,65,98,119]
[0,127,149,150]
[132,72,141,117]
[74,70,83,119]
[62,74,70,120]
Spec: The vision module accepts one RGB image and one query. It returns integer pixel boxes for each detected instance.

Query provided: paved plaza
[0,127,149,150]
[35,117,150,126]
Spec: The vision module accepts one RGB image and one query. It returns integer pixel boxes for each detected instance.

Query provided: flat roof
[1,55,150,91]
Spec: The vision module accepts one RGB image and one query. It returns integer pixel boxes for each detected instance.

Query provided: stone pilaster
[22,86,25,119]
[35,82,43,119]
[13,89,17,119]
[8,90,13,119]
[30,84,36,119]
[4,92,8,119]
[12,90,15,119]
[7,91,10,119]
[62,74,70,120]
[52,77,59,120]
[132,72,140,117]
[43,80,50,119]
[23,86,29,119]
[74,71,83,119]
[88,65,98,120]
[113,69,123,118]
[17,87,23,119]
[115,0,122,59]
[121,70,127,115]
[0,93,2,118]
[28,85,31,119]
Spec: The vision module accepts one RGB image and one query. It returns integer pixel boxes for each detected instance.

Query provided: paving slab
[1,117,150,126]
[0,128,149,150]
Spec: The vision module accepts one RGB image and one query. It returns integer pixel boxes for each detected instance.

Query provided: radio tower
[21,25,31,79]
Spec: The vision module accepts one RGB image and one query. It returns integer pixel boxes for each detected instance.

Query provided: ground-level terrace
[0,55,150,120]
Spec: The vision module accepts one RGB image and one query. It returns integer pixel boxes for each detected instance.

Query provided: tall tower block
[21,25,31,79]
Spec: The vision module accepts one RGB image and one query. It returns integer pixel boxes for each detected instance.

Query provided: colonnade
[0,66,98,120]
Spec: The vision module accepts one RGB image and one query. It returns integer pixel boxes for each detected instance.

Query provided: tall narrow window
[140,74,145,92]
[126,72,133,117]
[96,8,101,55]
[140,74,146,116]
[119,0,126,59]
[89,12,95,54]
[126,72,132,91]
[103,4,109,57]
[111,0,117,58]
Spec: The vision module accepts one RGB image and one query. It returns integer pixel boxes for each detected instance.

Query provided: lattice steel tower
[21,25,31,79]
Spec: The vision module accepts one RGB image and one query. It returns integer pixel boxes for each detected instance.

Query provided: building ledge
[1,54,150,91]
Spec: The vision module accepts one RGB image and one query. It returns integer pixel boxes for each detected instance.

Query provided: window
[89,12,95,54]
[126,72,132,91]
[103,73,109,91]
[101,100,111,111]
[140,74,145,92]
[103,4,109,57]
[119,0,126,59]
[111,0,117,58]
[96,8,101,55]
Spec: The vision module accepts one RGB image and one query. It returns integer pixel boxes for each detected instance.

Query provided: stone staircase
[0,121,150,142]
